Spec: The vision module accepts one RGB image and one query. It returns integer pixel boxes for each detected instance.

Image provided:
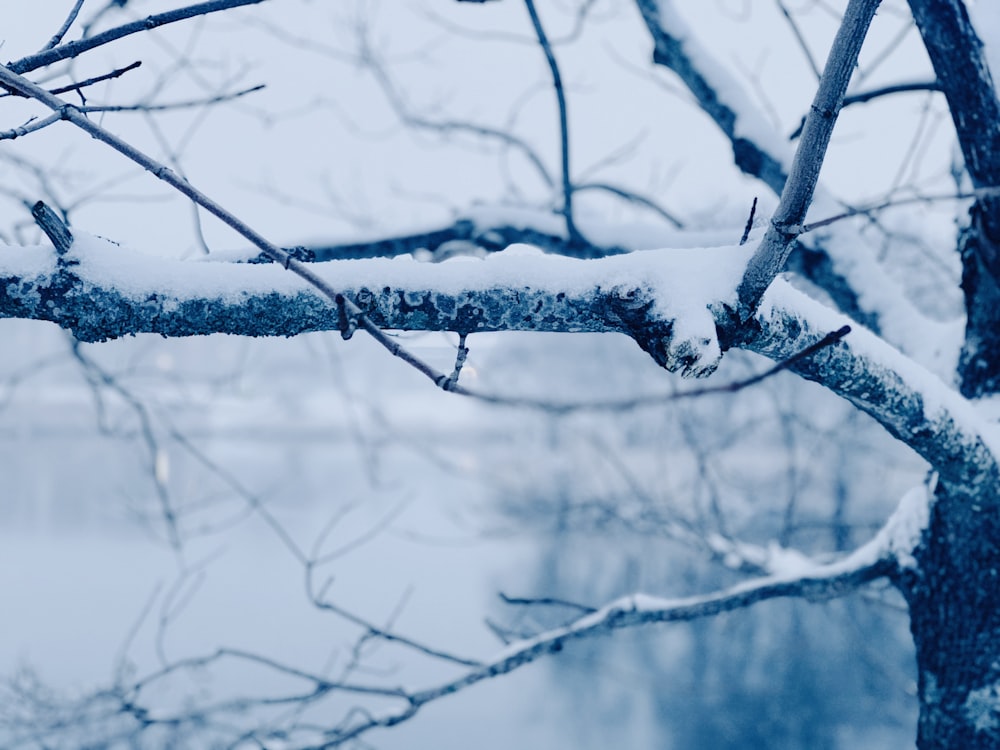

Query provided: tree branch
[743,279,1000,492]
[524,0,582,244]
[7,0,268,76]
[317,530,899,747]
[736,0,881,320]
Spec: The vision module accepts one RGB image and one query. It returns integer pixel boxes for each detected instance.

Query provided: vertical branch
[736,0,881,320]
[523,0,584,245]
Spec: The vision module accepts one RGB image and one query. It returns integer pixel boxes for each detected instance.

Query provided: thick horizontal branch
[0,234,751,377]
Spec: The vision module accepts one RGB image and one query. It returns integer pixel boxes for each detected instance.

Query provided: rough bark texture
[634,0,882,332]
[908,0,1000,396]
[957,210,1000,397]
[902,5,1000,745]
[900,478,1000,749]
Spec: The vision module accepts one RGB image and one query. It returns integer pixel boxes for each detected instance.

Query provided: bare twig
[49,61,143,97]
[9,0,268,75]
[353,26,555,191]
[775,0,821,80]
[0,113,63,141]
[308,571,484,668]
[499,592,598,614]
[441,325,850,414]
[574,182,685,228]
[524,0,584,244]
[789,81,942,139]
[446,333,470,389]
[73,84,265,113]
[41,0,87,52]
[740,196,758,245]
[31,200,73,256]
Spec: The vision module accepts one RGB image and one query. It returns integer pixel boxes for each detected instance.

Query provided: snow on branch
[635,0,935,353]
[746,279,1000,490]
[315,493,929,747]
[0,231,751,378]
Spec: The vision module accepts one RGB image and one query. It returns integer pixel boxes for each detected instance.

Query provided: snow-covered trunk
[900,479,1000,748]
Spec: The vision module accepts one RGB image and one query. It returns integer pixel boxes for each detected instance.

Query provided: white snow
[759,278,1000,457]
[5,231,755,378]
[654,0,795,168]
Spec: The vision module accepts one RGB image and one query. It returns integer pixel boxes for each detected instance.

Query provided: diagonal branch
[8,0,268,76]
[316,518,907,747]
[735,0,881,320]
[634,0,918,339]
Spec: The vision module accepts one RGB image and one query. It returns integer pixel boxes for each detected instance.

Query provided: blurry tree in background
[1,1,999,748]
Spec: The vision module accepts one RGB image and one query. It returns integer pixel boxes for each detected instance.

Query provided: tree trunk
[900,479,1000,748]
[957,208,1000,398]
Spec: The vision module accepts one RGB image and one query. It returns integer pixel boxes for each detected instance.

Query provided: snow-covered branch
[314,488,929,747]
[745,280,1000,491]
[634,0,936,352]
[0,232,749,379]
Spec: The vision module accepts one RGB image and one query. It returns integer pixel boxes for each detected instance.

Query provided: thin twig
[789,81,942,139]
[74,84,266,113]
[574,182,685,228]
[740,196,758,245]
[441,325,851,414]
[524,0,583,244]
[49,61,143,97]
[42,0,86,52]
[446,333,470,389]
[775,0,821,80]
[499,592,598,614]
[9,0,268,75]
[800,188,1000,233]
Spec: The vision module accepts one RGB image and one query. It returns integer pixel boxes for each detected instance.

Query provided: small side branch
[321,546,893,747]
[31,200,73,255]
[41,0,86,52]
[8,0,268,76]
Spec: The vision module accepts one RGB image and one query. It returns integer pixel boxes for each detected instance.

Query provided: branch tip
[31,200,74,256]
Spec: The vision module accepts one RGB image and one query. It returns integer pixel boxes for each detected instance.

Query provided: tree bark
[899,478,1000,749]
[907,0,1000,396]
